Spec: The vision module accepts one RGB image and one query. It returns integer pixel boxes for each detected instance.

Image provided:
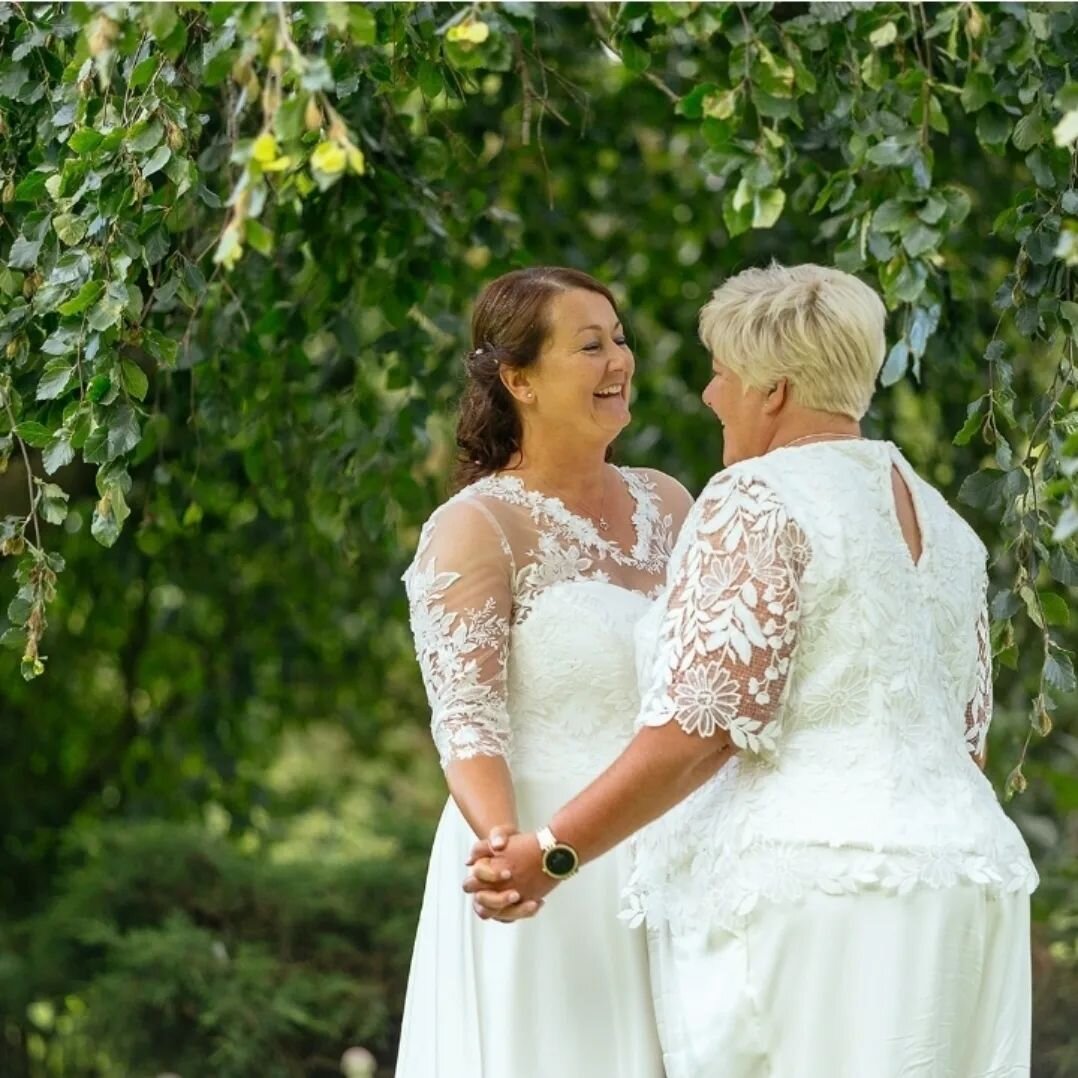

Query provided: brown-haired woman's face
[517,289,634,445]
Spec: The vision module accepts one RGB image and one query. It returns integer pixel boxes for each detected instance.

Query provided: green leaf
[900,222,939,257]
[245,219,274,257]
[130,55,158,89]
[976,108,1011,150]
[146,2,178,41]
[752,187,785,229]
[953,398,986,446]
[68,128,104,154]
[619,37,650,75]
[52,213,87,246]
[1045,652,1077,694]
[121,360,149,401]
[141,144,171,178]
[39,482,68,526]
[1038,591,1070,627]
[128,119,164,154]
[872,199,909,233]
[1012,109,1047,152]
[143,329,179,367]
[42,429,74,475]
[958,469,1004,511]
[106,403,141,460]
[13,422,51,448]
[960,72,994,113]
[879,340,909,386]
[722,190,752,238]
[87,375,112,404]
[91,484,130,548]
[348,5,377,45]
[867,136,916,168]
[87,283,127,331]
[36,361,73,401]
[417,61,443,99]
[58,280,104,316]
[8,231,44,270]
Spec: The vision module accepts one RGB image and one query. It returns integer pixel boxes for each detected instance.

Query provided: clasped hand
[462,826,557,923]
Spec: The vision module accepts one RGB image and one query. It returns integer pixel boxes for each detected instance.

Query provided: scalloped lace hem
[620,843,1039,931]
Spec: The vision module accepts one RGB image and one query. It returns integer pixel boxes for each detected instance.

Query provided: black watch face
[546,845,577,877]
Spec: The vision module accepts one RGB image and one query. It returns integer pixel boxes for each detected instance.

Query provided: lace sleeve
[403,499,513,770]
[964,599,992,758]
[638,472,810,755]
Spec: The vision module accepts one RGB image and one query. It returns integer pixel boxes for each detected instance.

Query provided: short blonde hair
[698,262,887,419]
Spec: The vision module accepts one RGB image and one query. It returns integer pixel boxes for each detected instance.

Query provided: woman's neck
[767,409,861,453]
[505,441,611,500]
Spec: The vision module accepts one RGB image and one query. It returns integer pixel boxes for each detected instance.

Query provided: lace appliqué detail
[638,472,809,754]
[406,556,512,768]
[470,467,673,623]
[620,836,1038,931]
[965,601,992,757]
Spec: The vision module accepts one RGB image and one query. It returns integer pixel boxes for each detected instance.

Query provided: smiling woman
[395,266,694,1077]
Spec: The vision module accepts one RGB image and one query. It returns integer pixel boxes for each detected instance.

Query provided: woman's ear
[500,365,534,405]
[764,378,788,415]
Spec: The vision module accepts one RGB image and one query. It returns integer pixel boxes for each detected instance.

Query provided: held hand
[463,832,556,907]
[465,853,547,922]
[466,822,516,866]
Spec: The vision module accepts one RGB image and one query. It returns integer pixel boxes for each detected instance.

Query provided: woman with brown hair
[394,268,694,1076]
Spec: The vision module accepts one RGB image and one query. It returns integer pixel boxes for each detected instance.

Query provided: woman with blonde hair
[396,267,695,1076]
[467,263,1037,1077]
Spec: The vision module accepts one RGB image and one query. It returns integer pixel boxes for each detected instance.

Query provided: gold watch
[537,825,580,880]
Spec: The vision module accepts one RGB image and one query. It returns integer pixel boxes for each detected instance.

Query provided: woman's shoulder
[413,481,517,558]
[618,466,695,527]
[619,465,693,499]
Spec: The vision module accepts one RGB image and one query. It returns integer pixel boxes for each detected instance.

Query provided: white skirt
[395,778,663,1078]
[649,884,1031,1078]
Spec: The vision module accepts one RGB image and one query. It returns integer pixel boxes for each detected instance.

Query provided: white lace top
[404,466,687,777]
[623,440,1038,932]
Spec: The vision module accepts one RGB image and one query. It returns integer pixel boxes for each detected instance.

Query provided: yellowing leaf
[448,19,489,44]
[1053,109,1078,148]
[464,20,490,43]
[310,141,347,175]
[869,21,898,48]
[346,145,366,175]
[732,176,753,212]
[213,223,243,270]
[753,187,786,229]
[261,154,294,172]
[702,90,737,120]
[252,132,279,164]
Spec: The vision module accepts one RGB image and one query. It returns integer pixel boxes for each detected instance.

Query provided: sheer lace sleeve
[404,498,514,770]
[964,599,992,758]
[638,472,810,755]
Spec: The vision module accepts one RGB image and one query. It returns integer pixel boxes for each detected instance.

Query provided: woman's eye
[583,342,601,352]
[615,336,628,346]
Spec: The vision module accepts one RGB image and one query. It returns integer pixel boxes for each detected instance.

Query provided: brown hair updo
[453,266,619,490]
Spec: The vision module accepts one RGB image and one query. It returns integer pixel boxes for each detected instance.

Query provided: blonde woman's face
[702,357,771,466]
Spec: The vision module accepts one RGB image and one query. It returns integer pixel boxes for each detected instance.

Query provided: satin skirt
[649,883,1031,1078]
[394,781,663,1078]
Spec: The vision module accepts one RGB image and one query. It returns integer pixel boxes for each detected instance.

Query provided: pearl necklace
[782,433,864,449]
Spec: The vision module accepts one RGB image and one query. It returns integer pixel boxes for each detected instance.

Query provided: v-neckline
[484,466,655,566]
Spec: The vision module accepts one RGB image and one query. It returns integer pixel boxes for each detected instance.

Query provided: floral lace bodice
[623,441,1038,932]
[404,466,687,777]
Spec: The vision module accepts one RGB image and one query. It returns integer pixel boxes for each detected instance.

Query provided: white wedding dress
[395,465,687,1078]
[626,440,1038,1078]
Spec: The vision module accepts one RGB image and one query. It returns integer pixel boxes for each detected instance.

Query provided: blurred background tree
[0,2,1075,1075]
